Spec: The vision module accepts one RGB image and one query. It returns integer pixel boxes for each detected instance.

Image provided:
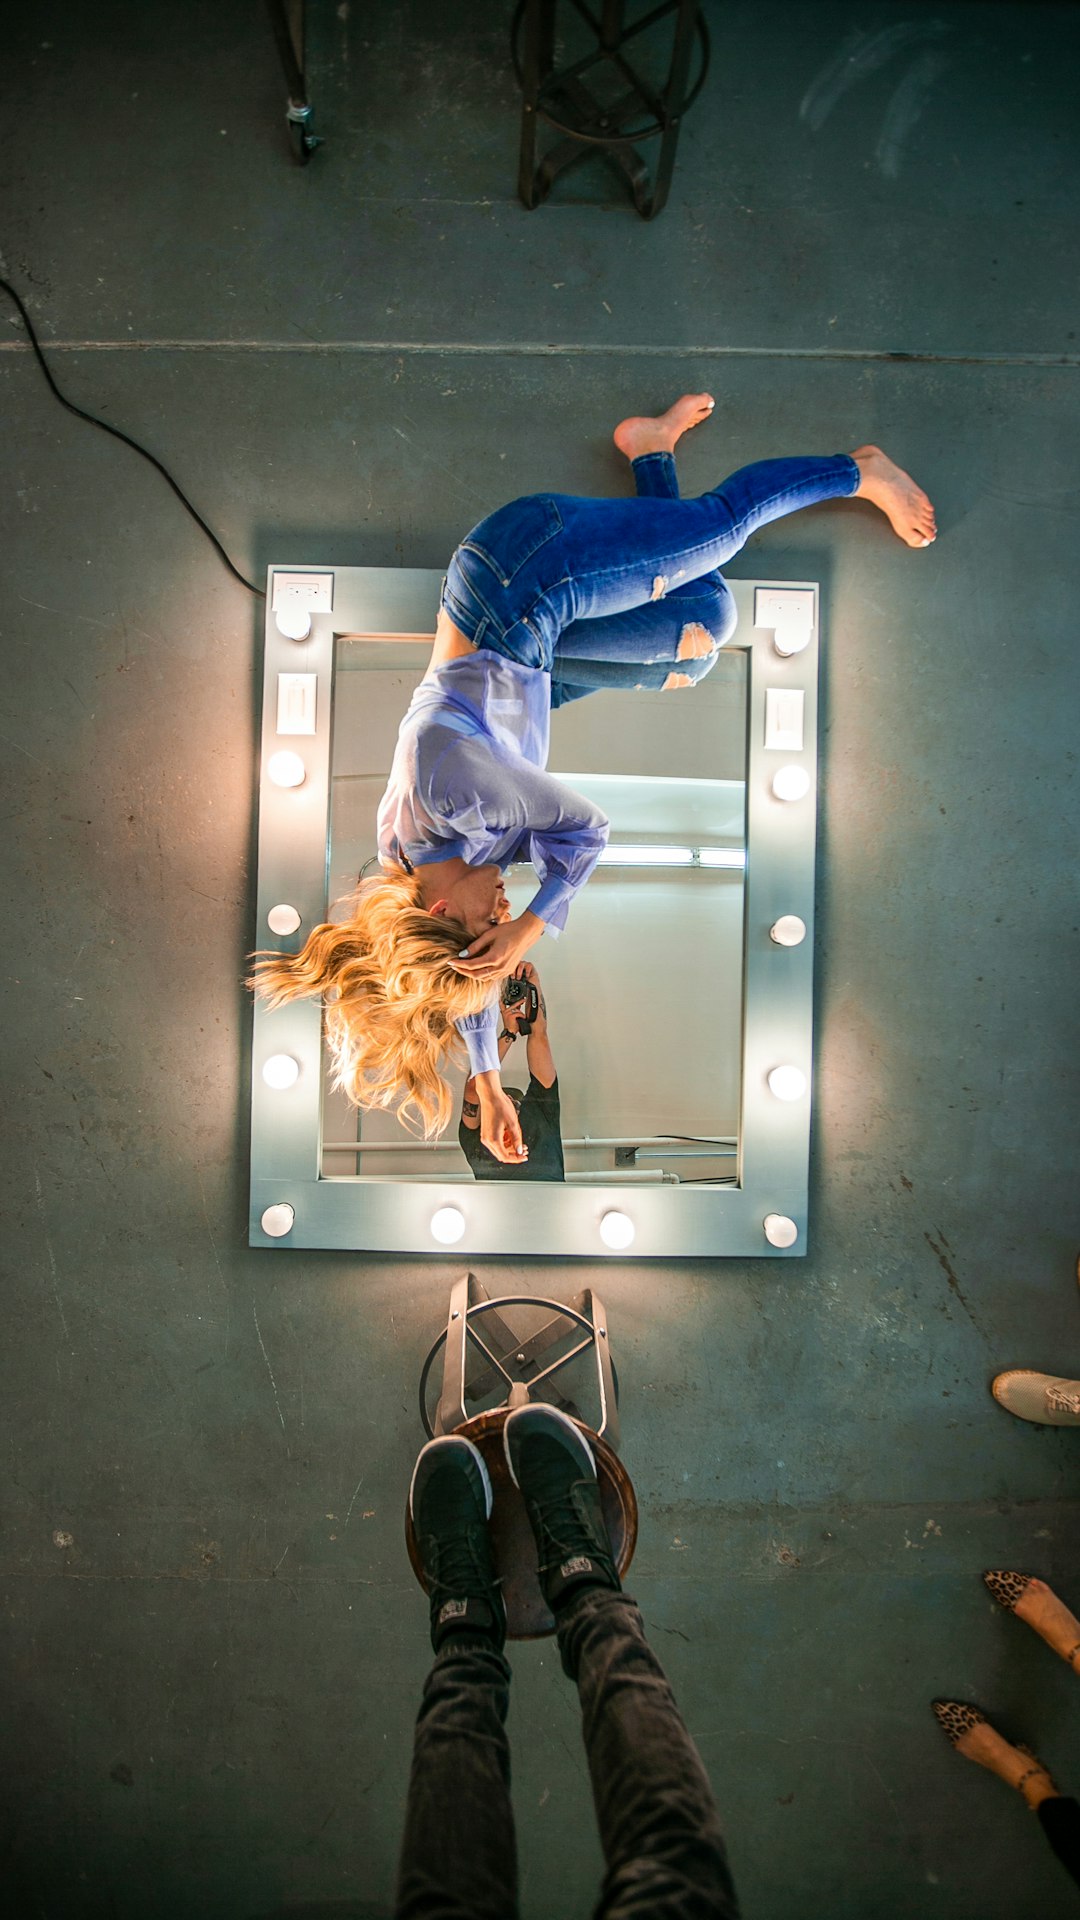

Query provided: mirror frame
[249,564,819,1258]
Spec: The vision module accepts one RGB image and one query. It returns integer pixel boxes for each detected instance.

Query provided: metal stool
[407,1273,637,1637]
[512,0,710,218]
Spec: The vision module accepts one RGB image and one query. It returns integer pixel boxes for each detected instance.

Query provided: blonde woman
[255,395,935,1162]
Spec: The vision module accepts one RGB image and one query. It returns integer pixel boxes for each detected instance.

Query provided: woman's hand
[456,911,544,982]
[475,1072,528,1164]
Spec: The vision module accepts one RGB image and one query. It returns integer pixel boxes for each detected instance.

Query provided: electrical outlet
[754,587,814,631]
[764,686,805,751]
[271,571,335,612]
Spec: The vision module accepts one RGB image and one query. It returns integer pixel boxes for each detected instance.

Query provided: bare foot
[614,393,715,463]
[954,1717,1058,1809]
[851,444,937,547]
[1013,1577,1080,1672]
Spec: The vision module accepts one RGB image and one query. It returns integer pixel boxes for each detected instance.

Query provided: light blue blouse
[377,654,609,1076]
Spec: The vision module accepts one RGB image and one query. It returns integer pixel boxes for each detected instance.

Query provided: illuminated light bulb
[430,1205,466,1246]
[770,915,807,947]
[768,1065,807,1102]
[771,764,811,802]
[772,623,812,658]
[267,903,302,936]
[597,844,694,867]
[274,606,312,640]
[599,1210,635,1251]
[268,750,306,788]
[262,1053,300,1090]
[698,847,746,869]
[764,1213,799,1248]
[261,1202,295,1238]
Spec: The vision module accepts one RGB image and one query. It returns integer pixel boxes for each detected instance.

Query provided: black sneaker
[503,1405,620,1612]
[409,1436,506,1652]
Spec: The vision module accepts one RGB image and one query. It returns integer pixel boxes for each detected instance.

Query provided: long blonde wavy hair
[249,867,497,1137]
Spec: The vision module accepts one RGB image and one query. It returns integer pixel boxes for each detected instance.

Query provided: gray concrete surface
[1,3,1078,1915]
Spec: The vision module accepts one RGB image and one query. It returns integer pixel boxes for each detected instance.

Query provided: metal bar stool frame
[419,1271,620,1452]
[513,0,710,218]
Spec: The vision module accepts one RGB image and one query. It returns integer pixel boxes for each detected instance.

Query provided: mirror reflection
[322,636,747,1186]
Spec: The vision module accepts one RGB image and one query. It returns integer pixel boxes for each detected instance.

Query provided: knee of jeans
[675,621,717,662]
[682,579,738,648]
[663,647,719,691]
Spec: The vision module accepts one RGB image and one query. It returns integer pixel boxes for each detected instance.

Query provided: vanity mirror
[250,565,819,1257]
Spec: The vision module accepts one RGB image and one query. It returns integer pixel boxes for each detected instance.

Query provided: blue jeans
[395,1586,740,1920]
[441,452,858,708]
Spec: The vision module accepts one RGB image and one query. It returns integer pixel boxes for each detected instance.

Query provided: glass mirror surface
[322,637,748,1189]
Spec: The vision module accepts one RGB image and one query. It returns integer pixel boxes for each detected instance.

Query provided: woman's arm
[454,1009,527,1160]
[441,742,609,963]
[473,1072,526,1163]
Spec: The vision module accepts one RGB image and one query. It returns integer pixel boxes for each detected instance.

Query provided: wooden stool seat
[405,1408,638,1639]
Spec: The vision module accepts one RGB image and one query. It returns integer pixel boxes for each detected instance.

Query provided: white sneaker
[992,1370,1080,1425]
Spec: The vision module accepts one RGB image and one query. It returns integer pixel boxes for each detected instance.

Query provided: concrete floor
[2,1,1079,1914]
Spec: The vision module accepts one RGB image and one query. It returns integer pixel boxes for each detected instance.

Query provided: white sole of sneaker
[502,1404,597,1488]
[409,1435,494,1521]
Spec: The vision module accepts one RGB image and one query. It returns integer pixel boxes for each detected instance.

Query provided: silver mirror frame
[249,565,819,1258]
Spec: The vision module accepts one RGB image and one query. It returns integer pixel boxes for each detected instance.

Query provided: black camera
[501,975,540,1035]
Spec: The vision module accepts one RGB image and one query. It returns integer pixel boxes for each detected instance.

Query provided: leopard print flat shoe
[932,1699,986,1747]
[984,1569,1032,1611]
[983,1571,1080,1668]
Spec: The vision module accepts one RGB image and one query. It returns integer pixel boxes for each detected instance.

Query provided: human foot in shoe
[851,444,937,546]
[932,1702,1058,1808]
[503,1404,620,1611]
[613,392,715,463]
[992,1370,1080,1425]
[984,1572,1080,1673]
[409,1435,506,1652]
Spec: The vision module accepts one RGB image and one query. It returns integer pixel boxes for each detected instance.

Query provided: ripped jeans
[441,450,859,707]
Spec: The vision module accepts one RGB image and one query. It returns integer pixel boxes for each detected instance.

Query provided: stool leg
[518,0,555,209]
[434,1273,473,1435]
[644,0,699,218]
[599,0,625,52]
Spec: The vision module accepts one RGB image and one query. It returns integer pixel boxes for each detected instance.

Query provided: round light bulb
[771,765,811,802]
[274,606,312,640]
[772,625,811,658]
[262,1053,300,1090]
[768,1065,807,1102]
[430,1205,466,1246]
[764,1213,799,1248]
[260,1202,295,1238]
[599,1209,635,1251]
[770,915,807,947]
[267,903,302,936]
[268,750,306,788]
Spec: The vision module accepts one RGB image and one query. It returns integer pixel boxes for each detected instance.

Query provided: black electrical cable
[1,274,264,598]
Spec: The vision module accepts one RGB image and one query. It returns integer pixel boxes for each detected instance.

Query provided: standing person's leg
[933,1702,1080,1893]
[1037,1796,1080,1889]
[396,1437,519,1920]
[504,1407,740,1920]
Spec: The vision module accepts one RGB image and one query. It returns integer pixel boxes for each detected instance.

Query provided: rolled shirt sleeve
[455,1005,501,1077]
[437,740,609,935]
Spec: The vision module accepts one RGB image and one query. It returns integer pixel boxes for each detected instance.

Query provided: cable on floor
[1,273,264,598]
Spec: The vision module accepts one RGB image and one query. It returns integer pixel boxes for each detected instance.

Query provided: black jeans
[395,1586,740,1920]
